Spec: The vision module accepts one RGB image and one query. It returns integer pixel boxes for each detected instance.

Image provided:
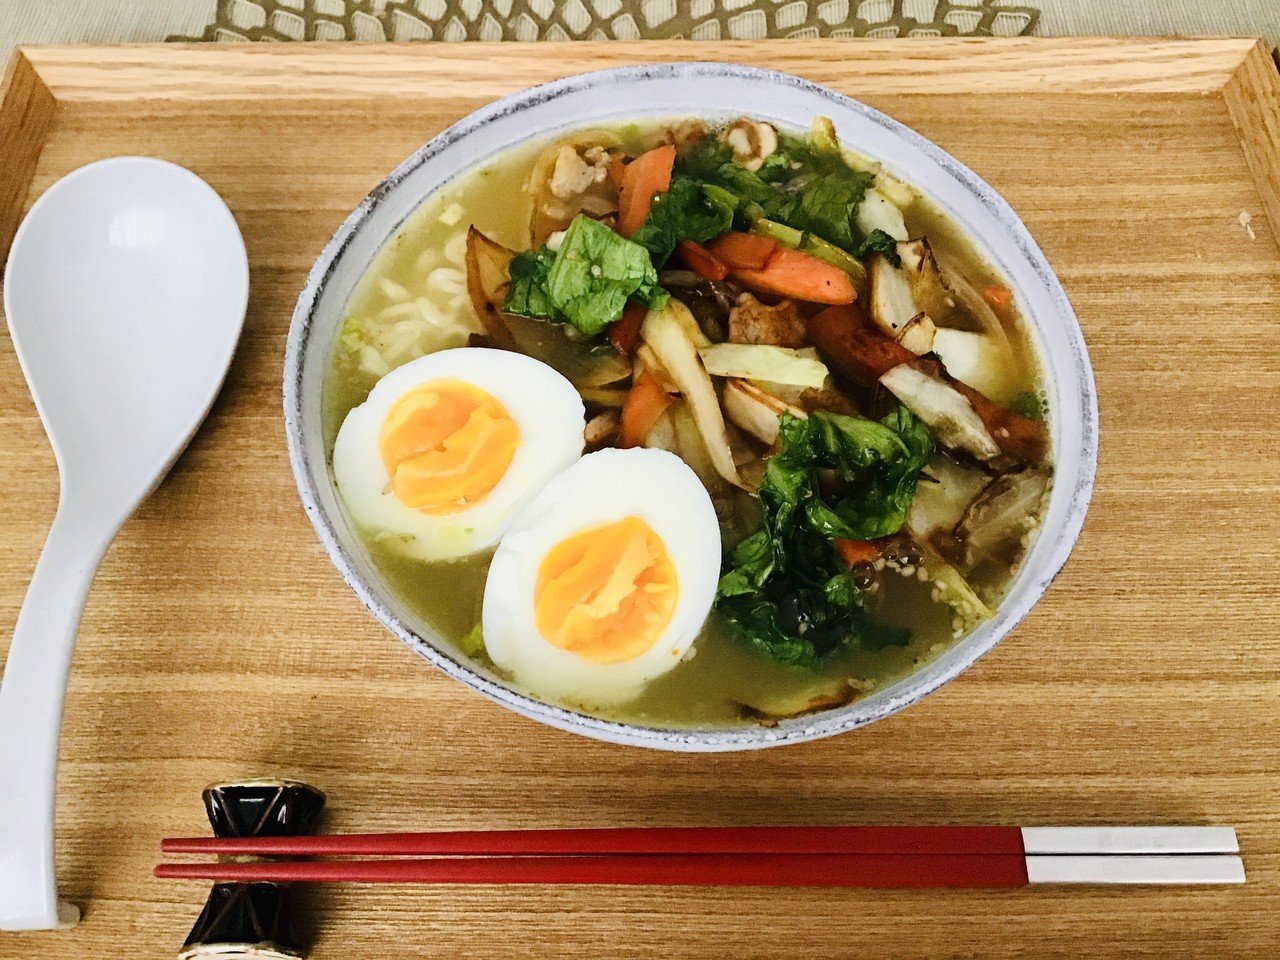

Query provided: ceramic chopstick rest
[179,779,326,960]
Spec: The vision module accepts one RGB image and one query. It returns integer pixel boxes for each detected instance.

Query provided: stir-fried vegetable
[729,247,857,305]
[806,305,1048,464]
[722,379,804,445]
[749,219,867,287]
[619,368,674,448]
[698,342,829,389]
[880,364,1001,462]
[618,144,676,237]
[630,176,735,265]
[676,240,728,281]
[715,408,933,666]
[869,254,936,354]
[678,130,878,253]
[707,231,777,269]
[504,215,668,335]
[464,227,518,351]
[640,300,743,489]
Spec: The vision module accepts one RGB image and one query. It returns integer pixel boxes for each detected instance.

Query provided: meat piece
[528,132,621,244]
[728,293,808,348]
[550,145,605,199]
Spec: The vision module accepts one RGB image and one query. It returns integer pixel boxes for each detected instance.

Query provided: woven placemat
[172,0,1038,42]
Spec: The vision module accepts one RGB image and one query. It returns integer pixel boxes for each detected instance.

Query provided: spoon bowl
[0,157,248,930]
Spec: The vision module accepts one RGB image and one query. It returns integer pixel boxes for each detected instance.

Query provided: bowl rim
[284,61,1099,752]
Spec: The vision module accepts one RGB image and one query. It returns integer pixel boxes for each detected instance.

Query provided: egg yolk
[378,379,519,515]
[534,516,679,664]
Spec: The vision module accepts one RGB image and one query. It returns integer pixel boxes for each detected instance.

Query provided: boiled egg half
[333,348,585,561]
[482,448,721,706]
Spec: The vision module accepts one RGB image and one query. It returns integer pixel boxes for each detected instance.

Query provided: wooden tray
[1,38,1278,959]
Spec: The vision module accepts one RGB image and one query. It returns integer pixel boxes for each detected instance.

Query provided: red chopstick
[154,852,1029,888]
[160,825,1025,858]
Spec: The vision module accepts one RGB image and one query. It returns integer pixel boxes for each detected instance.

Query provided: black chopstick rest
[178,779,326,960]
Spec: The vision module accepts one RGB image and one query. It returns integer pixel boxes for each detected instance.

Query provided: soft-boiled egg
[333,348,585,561]
[482,448,721,706]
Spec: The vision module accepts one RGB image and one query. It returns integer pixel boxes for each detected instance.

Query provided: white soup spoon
[0,157,248,930]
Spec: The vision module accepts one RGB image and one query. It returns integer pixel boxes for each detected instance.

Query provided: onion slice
[641,300,745,489]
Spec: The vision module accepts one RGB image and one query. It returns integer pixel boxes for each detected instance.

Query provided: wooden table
[1,37,1278,959]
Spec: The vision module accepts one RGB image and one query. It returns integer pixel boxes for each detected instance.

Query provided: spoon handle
[0,500,117,930]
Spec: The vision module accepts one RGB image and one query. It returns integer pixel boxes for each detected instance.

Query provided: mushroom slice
[583,410,621,452]
[640,300,744,488]
[463,227,517,351]
[879,364,1001,461]
[723,379,805,446]
[869,254,936,355]
[735,678,869,724]
[956,468,1050,566]
[722,118,779,172]
[578,385,629,408]
[897,238,956,323]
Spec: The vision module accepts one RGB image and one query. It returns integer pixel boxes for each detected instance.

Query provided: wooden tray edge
[1,37,1277,266]
[0,50,58,266]
[1222,41,1280,249]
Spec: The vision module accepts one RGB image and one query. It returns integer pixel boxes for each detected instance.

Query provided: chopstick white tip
[1026,854,1245,886]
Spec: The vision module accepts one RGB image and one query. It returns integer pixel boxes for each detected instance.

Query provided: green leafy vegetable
[676,130,875,255]
[715,408,934,667]
[854,228,902,266]
[502,215,668,336]
[1008,391,1048,421]
[630,176,736,266]
[504,247,556,320]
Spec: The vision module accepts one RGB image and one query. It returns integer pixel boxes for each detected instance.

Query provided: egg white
[481,448,722,707]
[332,348,585,561]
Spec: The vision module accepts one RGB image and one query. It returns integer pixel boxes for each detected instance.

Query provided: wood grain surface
[0,38,1278,959]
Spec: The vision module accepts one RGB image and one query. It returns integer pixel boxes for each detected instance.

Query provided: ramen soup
[325,116,1052,727]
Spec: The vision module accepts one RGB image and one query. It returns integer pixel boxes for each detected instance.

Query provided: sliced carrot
[978,284,1013,316]
[833,539,881,567]
[947,377,1048,464]
[608,301,648,357]
[617,144,676,237]
[706,231,777,270]
[606,156,627,189]
[730,248,856,305]
[676,240,728,282]
[619,369,674,448]
[806,304,914,385]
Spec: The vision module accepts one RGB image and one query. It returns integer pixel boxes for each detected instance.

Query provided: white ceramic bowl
[285,63,1098,751]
